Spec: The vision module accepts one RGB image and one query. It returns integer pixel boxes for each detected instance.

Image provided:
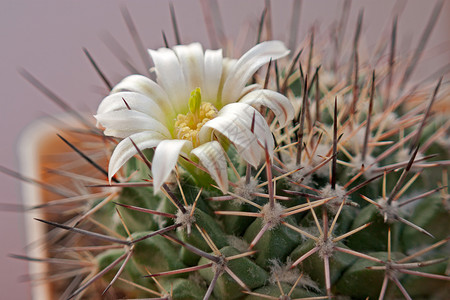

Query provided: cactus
[7,2,450,300]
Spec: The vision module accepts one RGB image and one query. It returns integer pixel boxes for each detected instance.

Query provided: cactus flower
[95,41,294,193]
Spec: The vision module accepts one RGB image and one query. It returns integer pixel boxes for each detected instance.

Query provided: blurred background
[0,0,448,298]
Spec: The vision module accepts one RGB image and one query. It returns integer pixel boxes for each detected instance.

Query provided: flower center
[175,88,218,146]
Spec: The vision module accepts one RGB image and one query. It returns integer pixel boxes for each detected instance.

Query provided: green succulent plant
[6,1,450,300]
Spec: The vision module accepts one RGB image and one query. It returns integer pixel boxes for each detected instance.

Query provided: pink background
[0,1,448,298]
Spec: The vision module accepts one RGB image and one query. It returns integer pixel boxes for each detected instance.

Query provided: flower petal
[152,139,192,193]
[221,41,289,103]
[203,49,223,104]
[201,103,274,166]
[97,92,167,125]
[95,110,171,138]
[239,89,294,127]
[173,43,205,92]
[108,131,167,183]
[149,48,189,113]
[111,74,175,118]
[191,141,228,193]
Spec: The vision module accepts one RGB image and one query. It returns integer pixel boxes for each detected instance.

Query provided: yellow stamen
[175,98,218,147]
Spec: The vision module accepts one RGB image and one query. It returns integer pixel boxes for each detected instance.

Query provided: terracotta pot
[19,114,112,299]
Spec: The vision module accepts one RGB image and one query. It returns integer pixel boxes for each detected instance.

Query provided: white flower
[95,41,294,193]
